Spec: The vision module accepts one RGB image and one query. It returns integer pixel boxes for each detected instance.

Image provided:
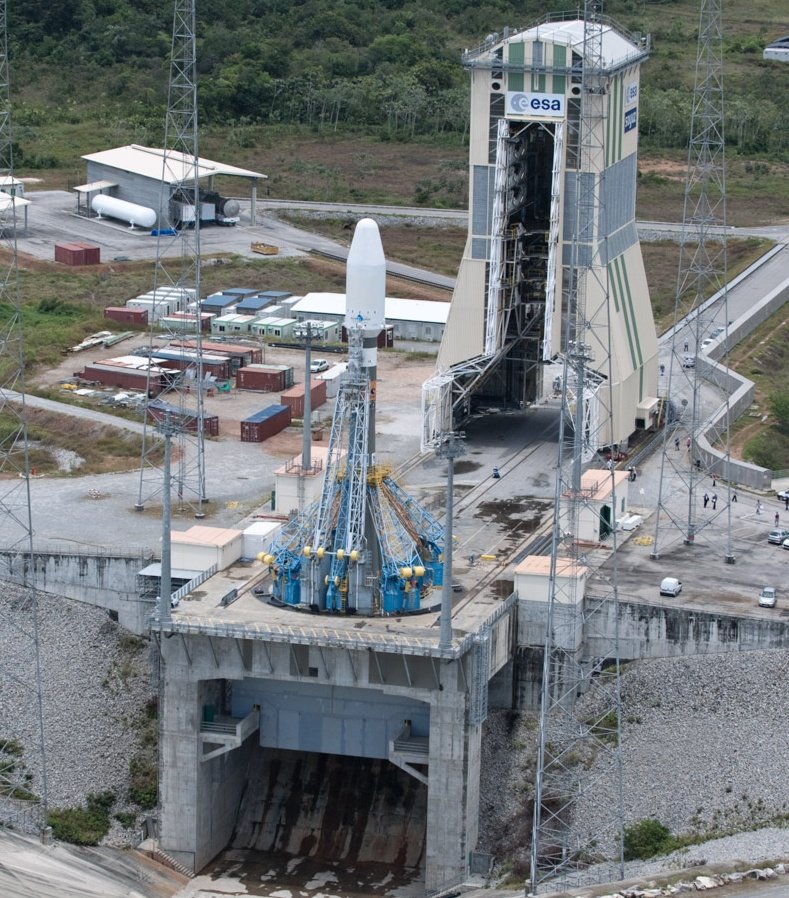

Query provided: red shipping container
[55,243,86,266]
[280,378,327,418]
[240,404,292,442]
[73,242,100,264]
[237,365,288,392]
[104,306,148,325]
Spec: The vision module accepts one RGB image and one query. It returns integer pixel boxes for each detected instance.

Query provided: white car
[701,338,715,351]
[758,586,776,608]
[310,359,329,373]
[682,356,695,368]
[660,577,682,597]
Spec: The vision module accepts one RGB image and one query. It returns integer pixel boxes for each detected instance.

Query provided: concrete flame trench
[154,592,515,893]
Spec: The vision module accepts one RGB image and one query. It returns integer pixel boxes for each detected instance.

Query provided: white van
[660,577,682,597]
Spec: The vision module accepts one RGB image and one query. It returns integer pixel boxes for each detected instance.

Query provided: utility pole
[0,0,48,835]
[652,0,733,563]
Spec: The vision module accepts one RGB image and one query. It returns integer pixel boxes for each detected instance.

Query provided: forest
[7,0,788,170]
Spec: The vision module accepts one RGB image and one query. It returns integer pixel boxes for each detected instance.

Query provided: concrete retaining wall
[0,549,154,634]
[696,272,789,490]
[513,597,789,709]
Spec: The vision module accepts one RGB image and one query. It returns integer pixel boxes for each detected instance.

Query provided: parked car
[701,338,715,351]
[660,577,682,597]
[767,528,789,545]
[777,489,789,501]
[782,538,789,550]
[310,359,329,373]
[758,586,777,608]
[682,356,695,368]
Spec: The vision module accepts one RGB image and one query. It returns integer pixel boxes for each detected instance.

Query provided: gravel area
[479,649,789,881]
[0,585,154,847]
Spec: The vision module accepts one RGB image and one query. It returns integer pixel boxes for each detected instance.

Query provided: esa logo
[507,91,564,119]
[624,107,638,133]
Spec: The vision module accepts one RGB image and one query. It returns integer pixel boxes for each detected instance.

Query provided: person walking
[674,436,680,451]
[712,475,717,487]
[703,492,709,508]
[732,490,737,503]
[784,495,788,511]
[756,500,762,515]
[712,493,717,510]
[775,511,780,526]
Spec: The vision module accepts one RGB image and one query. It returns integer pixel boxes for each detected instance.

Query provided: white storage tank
[91,194,157,228]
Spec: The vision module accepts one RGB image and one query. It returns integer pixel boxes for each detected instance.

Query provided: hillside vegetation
[9,0,788,190]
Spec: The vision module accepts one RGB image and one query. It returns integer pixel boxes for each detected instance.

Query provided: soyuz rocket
[345,218,386,454]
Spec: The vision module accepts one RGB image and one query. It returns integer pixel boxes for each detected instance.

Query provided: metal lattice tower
[530,2,625,891]
[0,1,48,834]
[652,0,732,559]
[136,0,206,516]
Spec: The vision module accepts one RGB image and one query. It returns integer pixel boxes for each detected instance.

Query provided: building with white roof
[289,292,449,342]
[77,144,267,229]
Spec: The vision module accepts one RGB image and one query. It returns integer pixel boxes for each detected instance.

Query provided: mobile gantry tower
[422,13,659,455]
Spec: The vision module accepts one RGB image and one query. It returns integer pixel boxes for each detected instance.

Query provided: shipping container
[236,363,294,393]
[82,361,172,394]
[341,324,394,348]
[240,404,292,442]
[166,312,215,332]
[148,349,232,380]
[73,242,101,264]
[104,306,148,325]
[280,378,327,418]
[172,339,262,368]
[147,399,220,436]
[55,243,87,266]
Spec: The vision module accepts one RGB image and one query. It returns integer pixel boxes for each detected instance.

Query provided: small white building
[211,313,259,336]
[170,525,244,572]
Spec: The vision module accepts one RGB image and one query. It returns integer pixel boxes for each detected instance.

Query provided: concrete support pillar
[159,658,254,873]
[425,681,480,891]
[159,671,201,871]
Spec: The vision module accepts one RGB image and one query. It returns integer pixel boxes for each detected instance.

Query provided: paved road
[16,190,455,290]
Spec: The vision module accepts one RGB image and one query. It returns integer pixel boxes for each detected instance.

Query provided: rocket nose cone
[348,218,385,266]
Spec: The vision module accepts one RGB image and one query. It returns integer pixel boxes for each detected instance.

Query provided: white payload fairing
[345,217,386,453]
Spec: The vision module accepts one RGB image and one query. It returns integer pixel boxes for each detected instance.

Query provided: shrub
[128,755,158,809]
[623,818,677,860]
[48,791,116,845]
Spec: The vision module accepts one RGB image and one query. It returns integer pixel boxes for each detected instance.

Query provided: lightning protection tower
[0,1,48,834]
[136,0,206,517]
[652,0,732,560]
[528,2,649,891]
